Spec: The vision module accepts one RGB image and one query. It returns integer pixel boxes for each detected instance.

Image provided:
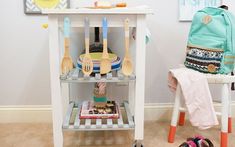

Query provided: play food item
[94,82,107,107]
[61,17,73,74]
[82,18,93,76]
[100,18,111,74]
[80,101,119,119]
[122,18,133,76]
[85,0,114,9]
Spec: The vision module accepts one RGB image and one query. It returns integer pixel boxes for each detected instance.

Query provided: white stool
[168,73,234,147]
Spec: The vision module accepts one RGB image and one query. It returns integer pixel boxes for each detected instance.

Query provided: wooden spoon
[82,18,93,76]
[100,18,111,74]
[61,17,73,74]
[122,19,133,76]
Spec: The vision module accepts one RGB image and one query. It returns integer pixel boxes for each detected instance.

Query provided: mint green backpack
[184,7,235,74]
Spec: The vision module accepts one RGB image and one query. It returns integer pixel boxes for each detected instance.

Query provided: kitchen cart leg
[49,16,63,147]
[61,83,70,118]
[132,140,144,147]
[134,14,146,142]
[128,82,135,116]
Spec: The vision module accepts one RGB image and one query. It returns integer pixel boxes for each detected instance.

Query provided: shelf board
[62,101,135,131]
[60,68,136,83]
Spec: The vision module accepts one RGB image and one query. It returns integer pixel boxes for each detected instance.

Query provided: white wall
[0,0,234,105]
[0,0,51,105]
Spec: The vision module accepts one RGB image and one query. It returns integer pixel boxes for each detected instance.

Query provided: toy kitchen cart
[43,7,153,147]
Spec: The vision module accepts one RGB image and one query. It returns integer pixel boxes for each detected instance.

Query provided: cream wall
[0,0,234,105]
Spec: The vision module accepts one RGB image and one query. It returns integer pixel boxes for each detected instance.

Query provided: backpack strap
[219,6,235,90]
[223,10,235,75]
[219,5,228,10]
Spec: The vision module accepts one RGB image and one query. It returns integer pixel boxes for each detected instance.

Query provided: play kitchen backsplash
[61,17,134,77]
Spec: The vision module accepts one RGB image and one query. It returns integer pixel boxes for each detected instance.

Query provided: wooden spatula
[61,17,73,74]
[82,18,93,76]
[100,18,111,74]
[122,18,133,76]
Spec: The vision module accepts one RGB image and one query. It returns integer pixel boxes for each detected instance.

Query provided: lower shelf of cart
[62,101,135,131]
[60,68,136,83]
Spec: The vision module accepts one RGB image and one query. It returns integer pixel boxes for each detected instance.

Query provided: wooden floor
[0,120,235,147]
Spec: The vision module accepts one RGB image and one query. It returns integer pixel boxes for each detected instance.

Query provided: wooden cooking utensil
[61,17,73,74]
[100,18,111,74]
[82,18,93,76]
[122,18,133,76]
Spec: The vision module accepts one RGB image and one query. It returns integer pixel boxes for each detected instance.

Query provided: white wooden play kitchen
[43,7,153,147]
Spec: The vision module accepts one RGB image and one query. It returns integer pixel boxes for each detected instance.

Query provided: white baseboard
[144,103,173,121]
[144,102,235,121]
[0,105,52,123]
[0,103,234,123]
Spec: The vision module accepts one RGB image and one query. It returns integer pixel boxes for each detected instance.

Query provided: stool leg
[178,112,185,126]
[228,85,232,133]
[221,132,228,147]
[168,85,181,143]
[221,84,229,147]
[228,117,232,133]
